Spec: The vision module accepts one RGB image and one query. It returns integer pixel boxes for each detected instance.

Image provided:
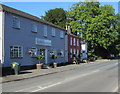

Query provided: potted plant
[36,55,44,69]
[51,54,57,68]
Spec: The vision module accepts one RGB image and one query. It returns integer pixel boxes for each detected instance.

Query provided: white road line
[113,86,118,92]
[15,82,52,92]
[31,82,62,92]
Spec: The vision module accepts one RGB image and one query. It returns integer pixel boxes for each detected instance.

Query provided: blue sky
[1,2,119,18]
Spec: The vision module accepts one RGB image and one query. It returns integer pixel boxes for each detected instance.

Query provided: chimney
[66,25,71,34]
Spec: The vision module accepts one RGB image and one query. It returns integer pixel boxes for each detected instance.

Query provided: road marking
[31,82,62,92]
[113,86,118,92]
[15,82,52,92]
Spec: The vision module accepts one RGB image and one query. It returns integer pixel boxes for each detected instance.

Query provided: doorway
[40,49,47,64]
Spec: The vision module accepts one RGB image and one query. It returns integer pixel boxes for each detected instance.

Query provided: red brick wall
[68,34,81,63]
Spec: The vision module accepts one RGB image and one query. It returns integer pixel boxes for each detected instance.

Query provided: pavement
[0,59,110,84]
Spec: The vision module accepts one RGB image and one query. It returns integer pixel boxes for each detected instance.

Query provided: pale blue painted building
[0,4,67,67]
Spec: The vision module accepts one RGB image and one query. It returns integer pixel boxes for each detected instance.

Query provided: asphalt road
[2,59,119,92]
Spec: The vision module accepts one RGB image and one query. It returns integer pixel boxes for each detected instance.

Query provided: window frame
[10,45,23,59]
[31,23,37,33]
[43,25,47,37]
[12,16,20,29]
[70,37,72,46]
[52,28,56,37]
[60,31,64,38]
[70,49,72,58]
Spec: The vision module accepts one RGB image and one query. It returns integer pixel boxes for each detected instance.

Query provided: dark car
[107,54,115,59]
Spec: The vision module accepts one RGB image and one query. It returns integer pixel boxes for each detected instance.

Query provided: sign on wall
[35,38,51,46]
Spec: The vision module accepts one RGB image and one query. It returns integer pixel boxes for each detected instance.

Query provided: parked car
[107,54,115,59]
[88,56,95,62]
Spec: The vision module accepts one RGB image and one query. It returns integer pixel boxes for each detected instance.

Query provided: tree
[42,8,67,28]
[67,2,119,58]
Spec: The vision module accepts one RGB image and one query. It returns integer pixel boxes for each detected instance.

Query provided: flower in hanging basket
[51,55,57,59]
[59,52,62,55]
[28,50,33,54]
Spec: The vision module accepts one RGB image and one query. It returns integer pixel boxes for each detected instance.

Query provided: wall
[3,12,65,67]
[0,11,4,66]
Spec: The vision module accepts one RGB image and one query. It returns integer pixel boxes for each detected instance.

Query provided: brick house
[66,26,81,63]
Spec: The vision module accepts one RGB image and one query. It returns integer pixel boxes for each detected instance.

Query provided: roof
[0,4,65,31]
[66,32,87,42]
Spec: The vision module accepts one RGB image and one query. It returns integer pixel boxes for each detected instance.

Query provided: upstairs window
[31,23,37,33]
[70,37,72,46]
[52,28,55,37]
[12,16,20,29]
[43,25,47,37]
[60,31,64,38]
[73,38,76,46]
[10,46,23,59]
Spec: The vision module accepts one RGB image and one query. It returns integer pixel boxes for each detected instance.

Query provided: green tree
[67,2,119,58]
[42,8,67,28]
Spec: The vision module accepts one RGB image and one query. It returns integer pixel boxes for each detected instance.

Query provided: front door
[40,49,47,64]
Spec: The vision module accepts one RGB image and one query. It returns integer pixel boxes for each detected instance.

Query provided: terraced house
[0,4,67,69]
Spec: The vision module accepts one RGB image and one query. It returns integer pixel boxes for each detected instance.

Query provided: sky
[1,2,119,18]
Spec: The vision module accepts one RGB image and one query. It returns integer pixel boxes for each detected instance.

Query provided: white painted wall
[0,11,4,66]
[81,42,87,59]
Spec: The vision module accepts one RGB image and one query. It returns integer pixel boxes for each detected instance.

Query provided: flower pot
[53,63,57,68]
[36,63,42,69]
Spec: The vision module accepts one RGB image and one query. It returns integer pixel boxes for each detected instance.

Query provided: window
[50,49,57,56]
[10,46,23,58]
[73,38,76,46]
[70,37,72,46]
[77,39,79,46]
[52,28,55,37]
[70,49,72,58]
[44,25,47,37]
[60,31,64,38]
[31,47,37,57]
[31,23,37,33]
[12,16,20,29]
[77,49,79,55]
[60,49,64,58]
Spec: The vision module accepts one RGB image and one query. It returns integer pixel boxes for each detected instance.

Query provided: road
[2,60,119,92]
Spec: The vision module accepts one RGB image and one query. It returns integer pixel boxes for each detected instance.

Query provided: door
[40,49,47,64]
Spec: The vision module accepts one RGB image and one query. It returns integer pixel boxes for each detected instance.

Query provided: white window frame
[44,25,47,37]
[77,39,79,46]
[31,47,37,57]
[52,28,55,37]
[60,31,64,38]
[10,45,23,59]
[77,49,79,55]
[70,49,72,58]
[12,16,20,29]
[70,37,72,46]
[31,23,37,33]
[73,38,76,46]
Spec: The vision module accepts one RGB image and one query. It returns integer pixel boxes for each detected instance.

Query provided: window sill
[13,27,20,29]
[10,57,23,59]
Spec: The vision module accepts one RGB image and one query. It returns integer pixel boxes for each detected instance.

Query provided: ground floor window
[10,46,23,58]
[70,49,72,58]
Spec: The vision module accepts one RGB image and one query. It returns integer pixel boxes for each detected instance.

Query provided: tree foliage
[67,2,119,58]
[42,8,67,28]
